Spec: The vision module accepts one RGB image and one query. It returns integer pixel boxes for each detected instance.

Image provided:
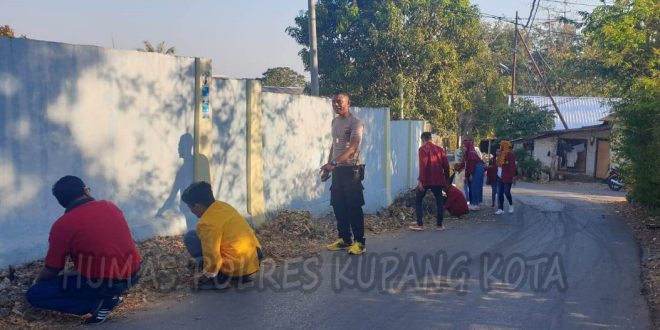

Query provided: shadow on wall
[0,38,197,267]
[0,39,104,266]
[261,93,335,217]
[155,133,201,230]
[211,78,248,214]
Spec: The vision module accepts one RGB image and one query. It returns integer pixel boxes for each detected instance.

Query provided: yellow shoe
[347,242,366,255]
[326,239,351,251]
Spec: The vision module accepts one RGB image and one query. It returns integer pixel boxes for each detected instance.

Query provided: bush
[612,78,660,212]
[513,148,547,181]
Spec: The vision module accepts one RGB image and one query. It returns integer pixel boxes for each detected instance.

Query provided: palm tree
[138,40,175,55]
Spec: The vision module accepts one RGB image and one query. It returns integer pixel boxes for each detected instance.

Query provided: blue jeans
[470,163,485,205]
[491,176,499,206]
[26,272,138,315]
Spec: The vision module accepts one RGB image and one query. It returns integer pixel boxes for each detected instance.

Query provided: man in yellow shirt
[181,182,263,290]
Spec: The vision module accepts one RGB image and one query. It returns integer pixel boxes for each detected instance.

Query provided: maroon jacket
[418,142,450,188]
[499,152,517,184]
[445,186,469,217]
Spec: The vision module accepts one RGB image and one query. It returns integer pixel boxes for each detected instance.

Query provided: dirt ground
[607,201,660,327]
[1,185,657,328]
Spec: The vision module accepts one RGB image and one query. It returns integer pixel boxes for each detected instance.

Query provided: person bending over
[26,175,141,324]
[181,182,263,290]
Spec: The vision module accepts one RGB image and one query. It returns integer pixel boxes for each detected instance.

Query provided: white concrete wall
[261,92,334,217]
[259,91,392,216]
[352,107,390,213]
[409,122,423,188]
[211,78,248,215]
[391,121,424,195]
[0,38,196,267]
[0,40,425,267]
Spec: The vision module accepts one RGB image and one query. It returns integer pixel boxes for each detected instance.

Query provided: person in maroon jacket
[410,132,450,231]
[495,141,518,214]
[26,176,141,324]
[454,139,484,210]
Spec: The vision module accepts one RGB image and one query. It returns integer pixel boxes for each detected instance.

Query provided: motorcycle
[606,167,624,191]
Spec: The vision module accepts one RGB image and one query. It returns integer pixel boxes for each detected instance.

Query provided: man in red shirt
[410,132,450,231]
[25,176,141,324]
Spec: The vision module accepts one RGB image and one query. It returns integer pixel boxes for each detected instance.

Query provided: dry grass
[0,189,492,328]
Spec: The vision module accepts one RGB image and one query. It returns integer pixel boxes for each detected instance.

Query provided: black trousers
[331,166,365,244]
[498,181,513,209]
[415,186,444,226]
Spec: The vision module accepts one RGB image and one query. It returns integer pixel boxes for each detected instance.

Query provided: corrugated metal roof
[515,95,617,130]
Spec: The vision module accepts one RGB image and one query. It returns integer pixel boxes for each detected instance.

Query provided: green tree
[287,0,483,131]
[462,22,511,140]
[0,25,15,38]
[261,67,306,87]
[490,99,555,140]
[138,40,175,54]
[582,0,659,210]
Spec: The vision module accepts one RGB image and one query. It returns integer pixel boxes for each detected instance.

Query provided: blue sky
[2,0,602,79]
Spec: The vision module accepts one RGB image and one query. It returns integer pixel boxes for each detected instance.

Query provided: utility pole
[511,11,518,103]
[516,29,569,130]
[399,82,404,119]
[308,0,320,96]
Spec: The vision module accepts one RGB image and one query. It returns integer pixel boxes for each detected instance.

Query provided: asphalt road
[104,182,650,330]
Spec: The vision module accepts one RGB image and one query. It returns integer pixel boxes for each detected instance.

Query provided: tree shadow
[0,39,196,267]
[211,78,248,214]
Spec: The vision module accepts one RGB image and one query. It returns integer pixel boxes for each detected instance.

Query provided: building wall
[515,129,611,178]
[0,39,425,268]
[532,137,557,168]
[344,107,391,213]
[391,121,424,195]
[260,92,334,217]
[211,78,248,216]
[557,130,610,177]
[0,38,196,267]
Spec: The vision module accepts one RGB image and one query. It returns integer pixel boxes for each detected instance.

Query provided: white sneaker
[508,205,514,214]
[468,205,479,211]
[495,209,504,215]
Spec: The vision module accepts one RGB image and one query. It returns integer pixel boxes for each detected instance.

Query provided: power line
[524,0,538,28]
[542,0,602,7]
[527,0,542,33]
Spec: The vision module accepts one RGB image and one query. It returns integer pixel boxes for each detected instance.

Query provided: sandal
[408,225,424,231]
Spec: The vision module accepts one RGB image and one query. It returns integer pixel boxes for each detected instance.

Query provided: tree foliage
[582,0,659,210]
[287,0,491,131]
[138,41,175,55]
[0,25,15,38]
[490,99,555,140]
[261,67,306,87]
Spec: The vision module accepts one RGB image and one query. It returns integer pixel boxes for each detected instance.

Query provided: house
[512,95,617,180]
